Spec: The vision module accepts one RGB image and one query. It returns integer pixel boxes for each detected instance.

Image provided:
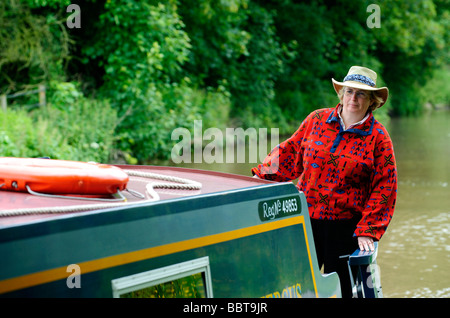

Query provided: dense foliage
[0,0,448,162]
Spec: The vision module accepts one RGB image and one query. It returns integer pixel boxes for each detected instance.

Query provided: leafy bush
[0,0,70,92]
[83,0,198,161]
[0,109,37,157]
[1,0,448,161]
[0,82,117,162]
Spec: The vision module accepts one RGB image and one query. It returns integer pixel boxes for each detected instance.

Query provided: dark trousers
[310,218,359,298]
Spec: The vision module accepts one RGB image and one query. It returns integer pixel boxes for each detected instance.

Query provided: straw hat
[332,66,389,107]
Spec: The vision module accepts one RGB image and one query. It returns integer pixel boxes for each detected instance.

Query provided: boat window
[111,256,213,298]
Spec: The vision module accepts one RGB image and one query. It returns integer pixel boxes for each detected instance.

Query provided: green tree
[179,0,293,131]
[369,0,448,115]
[1,0,447,162]
[0,0,70,93]
[84,0,197,161]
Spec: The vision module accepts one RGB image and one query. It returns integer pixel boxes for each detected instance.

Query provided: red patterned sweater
[252,104,397,241]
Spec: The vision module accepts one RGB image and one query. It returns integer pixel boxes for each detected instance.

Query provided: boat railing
[341,242,383,298]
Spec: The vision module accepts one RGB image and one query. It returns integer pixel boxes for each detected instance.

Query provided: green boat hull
[0,182,341,298]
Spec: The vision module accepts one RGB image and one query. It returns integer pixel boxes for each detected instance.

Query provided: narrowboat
[0,158,381,298]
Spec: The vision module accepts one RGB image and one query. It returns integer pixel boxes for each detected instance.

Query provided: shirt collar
[326,104,374,135]
[337,104,370,130]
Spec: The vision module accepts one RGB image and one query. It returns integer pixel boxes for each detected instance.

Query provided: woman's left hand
[357,236,375,252]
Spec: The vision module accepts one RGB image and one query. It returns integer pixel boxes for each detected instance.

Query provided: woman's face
[342,87,372,115]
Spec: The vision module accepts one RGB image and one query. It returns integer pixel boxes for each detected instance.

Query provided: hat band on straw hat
[343,74,375,87]
[332,66,389,108]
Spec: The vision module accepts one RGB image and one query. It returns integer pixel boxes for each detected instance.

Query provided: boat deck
[0,165,271,227]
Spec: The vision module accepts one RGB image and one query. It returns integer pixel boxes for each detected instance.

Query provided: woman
[252,66,397,298]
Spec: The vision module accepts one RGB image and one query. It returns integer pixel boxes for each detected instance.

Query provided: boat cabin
[0,162,380,298]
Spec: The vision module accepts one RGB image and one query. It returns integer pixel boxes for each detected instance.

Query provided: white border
[111,256,213,298]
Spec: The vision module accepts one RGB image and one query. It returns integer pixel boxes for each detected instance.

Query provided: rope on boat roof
[0,170,202,217]
[124,170,202,202]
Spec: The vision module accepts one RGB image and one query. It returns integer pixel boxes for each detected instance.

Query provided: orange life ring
[0,157,129,195]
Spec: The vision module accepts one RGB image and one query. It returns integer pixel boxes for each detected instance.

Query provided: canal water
[155,110,449,298]
[377,110,449,298]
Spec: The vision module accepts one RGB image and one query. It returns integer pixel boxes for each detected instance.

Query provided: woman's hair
[338,87,385,112]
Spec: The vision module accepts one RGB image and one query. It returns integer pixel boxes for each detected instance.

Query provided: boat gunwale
[0,182,300,242]
[0,165,274,228]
